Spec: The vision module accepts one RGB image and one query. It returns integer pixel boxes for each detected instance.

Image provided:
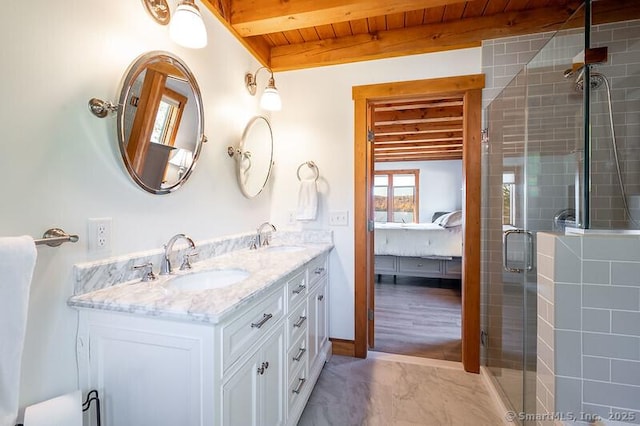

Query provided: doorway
[371,96,465,361]
[352,74,484,373]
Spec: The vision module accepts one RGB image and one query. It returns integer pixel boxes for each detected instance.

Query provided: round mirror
[116,51,205,194]
[233,116,274,198]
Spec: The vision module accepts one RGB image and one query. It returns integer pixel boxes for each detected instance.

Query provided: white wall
[0,0,271,412]
[375,160,463,223]
[269,49,482,340]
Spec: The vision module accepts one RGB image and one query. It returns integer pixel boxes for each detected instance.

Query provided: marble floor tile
[298,353,504,426]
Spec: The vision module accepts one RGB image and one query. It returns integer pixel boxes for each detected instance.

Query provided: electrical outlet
[329,210,349,226]
[88,218,111,252]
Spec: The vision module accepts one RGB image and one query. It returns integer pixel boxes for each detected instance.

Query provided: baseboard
[329,338,355,356]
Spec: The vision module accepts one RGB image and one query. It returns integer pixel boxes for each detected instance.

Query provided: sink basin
[264,245,305,253]
[165,269,250,291]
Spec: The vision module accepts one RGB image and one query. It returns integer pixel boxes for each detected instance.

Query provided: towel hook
[297,161,319,182]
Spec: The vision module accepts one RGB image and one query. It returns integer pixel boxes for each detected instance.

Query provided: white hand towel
[296,178,318,221]
[0,236,37,426]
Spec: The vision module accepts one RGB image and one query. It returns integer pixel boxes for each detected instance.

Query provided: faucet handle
[249,237,258,250]
[133,262,156,282]
[180,252,199,270]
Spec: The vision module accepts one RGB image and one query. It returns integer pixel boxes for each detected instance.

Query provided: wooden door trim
[352,74,485,373]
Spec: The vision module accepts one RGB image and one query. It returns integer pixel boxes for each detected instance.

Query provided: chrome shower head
[563,67,603,91]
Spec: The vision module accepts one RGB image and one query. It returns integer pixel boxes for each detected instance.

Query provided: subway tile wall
[537,232,640,424]
[590,20,640,230]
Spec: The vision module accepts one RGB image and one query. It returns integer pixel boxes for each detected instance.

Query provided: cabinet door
[222,352,260,426]
[308,278,328,369]
[223,325,284,426]
[308,289,319,365]
[259,325,285,426]
[316,279,328,356]
[86,321,206,426]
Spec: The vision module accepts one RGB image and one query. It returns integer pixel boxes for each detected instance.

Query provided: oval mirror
[116,51,205,194]
[233,116,274,198]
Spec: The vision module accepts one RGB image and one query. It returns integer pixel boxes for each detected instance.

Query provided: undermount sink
[264,245,305,253]
[165,269,250,291]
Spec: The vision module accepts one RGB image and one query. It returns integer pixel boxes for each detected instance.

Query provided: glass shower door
[483,16,585,420]
[485,67,532,416]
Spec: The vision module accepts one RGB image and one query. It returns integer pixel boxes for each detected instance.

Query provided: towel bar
[296,161,319,182]
[34,228,79,247]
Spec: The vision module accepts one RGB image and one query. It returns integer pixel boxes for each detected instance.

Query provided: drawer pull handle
[292,378,306,394]
[318,294,324,301]
[314,267,325,275]
[293,316,307,328]
[292,284,306,294]
[251,313,273,329]
[257,361,269,375]
[293,347,306,362]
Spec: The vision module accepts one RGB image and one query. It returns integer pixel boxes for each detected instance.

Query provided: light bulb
[260,87,281,111]
[169,1,207,49]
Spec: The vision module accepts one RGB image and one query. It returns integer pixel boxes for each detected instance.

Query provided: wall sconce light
[142,0,207,49]
[245,67,282,111]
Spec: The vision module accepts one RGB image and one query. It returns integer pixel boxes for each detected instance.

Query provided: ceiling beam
[375,140,463,149]
[374,121,463,135]
[374,99,464,111]
[374,105,463,123]
[375,152,463,162]
[269,3,580,71]
[374,131,463,143]
[230,0,468,37]
[376,144,462,152]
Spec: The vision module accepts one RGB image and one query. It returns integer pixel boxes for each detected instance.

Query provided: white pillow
[435,210,462,228]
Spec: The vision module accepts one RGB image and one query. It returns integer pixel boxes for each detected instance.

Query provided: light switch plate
[329,210,349,226]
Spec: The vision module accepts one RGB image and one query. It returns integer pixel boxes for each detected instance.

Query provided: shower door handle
[503,229,534,273]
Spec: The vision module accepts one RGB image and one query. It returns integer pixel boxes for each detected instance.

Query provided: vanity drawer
[287,331,307,379]
[307,254,327,286]
[287,302,308,345]
[288,359,309,417]
[286,271,307,311]
[221,287,284,373]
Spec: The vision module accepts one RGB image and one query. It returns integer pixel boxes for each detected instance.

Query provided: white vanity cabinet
[75,251,331,426]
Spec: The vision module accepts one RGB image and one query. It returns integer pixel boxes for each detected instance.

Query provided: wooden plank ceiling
[200,0,597,71]
[372,96,464,162]
[197,0,640,162]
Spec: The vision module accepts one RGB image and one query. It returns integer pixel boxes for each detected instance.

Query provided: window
[374,170,419,223]
[503,172,516,226]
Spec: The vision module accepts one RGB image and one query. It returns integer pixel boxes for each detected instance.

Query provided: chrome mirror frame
[228,115,274,198]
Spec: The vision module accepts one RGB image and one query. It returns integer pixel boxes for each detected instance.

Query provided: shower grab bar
[503,229,534,273]
[34,228,79,247]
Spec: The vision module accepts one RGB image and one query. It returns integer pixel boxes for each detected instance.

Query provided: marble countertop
[67,242,332,324]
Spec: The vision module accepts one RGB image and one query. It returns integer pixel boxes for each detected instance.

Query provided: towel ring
[297,161,319,182]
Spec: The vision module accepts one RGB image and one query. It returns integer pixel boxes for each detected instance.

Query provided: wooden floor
[373,275,462,362]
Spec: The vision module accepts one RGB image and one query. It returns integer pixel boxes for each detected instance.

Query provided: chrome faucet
[252,222,276,249]
[160,233,196,275]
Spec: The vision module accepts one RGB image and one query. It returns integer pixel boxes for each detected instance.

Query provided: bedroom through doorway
[370,95,464,362]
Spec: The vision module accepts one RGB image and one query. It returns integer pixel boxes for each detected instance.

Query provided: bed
[374,212,463,280]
